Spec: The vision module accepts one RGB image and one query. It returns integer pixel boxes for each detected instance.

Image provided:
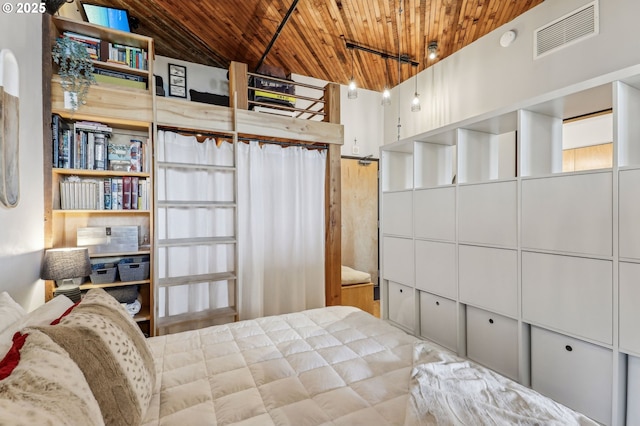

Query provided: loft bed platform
[155,95,343,145]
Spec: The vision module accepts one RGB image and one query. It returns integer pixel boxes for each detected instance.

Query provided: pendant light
[348,48,357,99]
[411,66,421,112]
[381,58,391,106]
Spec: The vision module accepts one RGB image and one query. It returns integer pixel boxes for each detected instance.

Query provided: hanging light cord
[350,48,354,80]
[397,0,403,142]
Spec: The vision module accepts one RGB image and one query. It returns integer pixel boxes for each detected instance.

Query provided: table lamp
[41,247,91,302]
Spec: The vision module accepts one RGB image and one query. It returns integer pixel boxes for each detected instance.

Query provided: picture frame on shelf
[168,64,186,98]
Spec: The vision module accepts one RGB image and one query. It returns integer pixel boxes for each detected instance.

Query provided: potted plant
[51,36,96,111]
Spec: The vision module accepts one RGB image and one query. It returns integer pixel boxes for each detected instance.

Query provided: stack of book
[52,116,112,170]
[52,115,149,172]
[59,176,150,211]
[93,68,146,89]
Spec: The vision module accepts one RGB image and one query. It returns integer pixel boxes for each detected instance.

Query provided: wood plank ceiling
[75,0,544,91]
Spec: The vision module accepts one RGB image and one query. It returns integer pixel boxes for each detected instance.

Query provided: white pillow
[0,295,73,358]
[0,291,27,334]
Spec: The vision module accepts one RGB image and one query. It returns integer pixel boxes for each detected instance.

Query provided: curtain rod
[157,126,234,141]
[158,127,328,150]
[237,136,328,150]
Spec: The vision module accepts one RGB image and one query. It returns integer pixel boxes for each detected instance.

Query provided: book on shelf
[106,43,148,71]
[103,178,112,210]
[61,31,148,71]
[131,177,139,210]
[92,68,147,90]
[59,177,101,210]
[122,176,132,210]
[51,116,113,170]
[63,31,100,60]
[59,176,149,211]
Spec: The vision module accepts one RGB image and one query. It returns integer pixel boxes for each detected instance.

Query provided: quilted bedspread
[141,306,596,425]
[141,306,417,425]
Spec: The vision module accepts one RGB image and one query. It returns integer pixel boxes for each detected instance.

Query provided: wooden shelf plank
[53,168,151,178]
[157,272,236,287]
[79,279,150,290]
[157,161,235,171]
[157,237,236,247]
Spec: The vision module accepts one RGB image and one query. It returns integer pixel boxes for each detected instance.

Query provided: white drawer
[531,326,612,425]
[382,236,414,286]
[388,281,414,331]
[458,245,518,317]
[466,306,518,381]
[522,251,612,345]
[382,191,413,237]
[628,355,640,425]
[420,292,457,352]
[415,240,456,299]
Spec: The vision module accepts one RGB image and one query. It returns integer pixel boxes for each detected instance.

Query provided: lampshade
[41,247,91,281]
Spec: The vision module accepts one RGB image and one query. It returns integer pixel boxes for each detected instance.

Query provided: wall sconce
[428,41,438,60]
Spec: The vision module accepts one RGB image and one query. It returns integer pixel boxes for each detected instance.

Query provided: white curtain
[156,131,235,319]
[237,141,326,320]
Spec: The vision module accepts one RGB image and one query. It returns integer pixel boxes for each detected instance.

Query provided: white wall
[386,0,640,143]
[0,7,44,311]
[155,55,229,98]
[340,86,384,158]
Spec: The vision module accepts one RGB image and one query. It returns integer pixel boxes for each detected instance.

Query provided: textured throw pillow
[35,288,155,426]
[0,329,105,425]
[0,295,73,358]
[0,292,26,334]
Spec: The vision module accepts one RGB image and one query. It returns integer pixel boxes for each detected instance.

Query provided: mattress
[141,306,597,425]
[341,265,371,285]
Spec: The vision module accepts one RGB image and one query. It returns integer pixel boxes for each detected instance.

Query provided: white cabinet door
[420,292,457,352]
[414,187,455,241]
[382,191,413,237]
[531,326,612,425]
[458,245,518,318]
[466,306,519,381]
[619,262,640,353]
[521,171,612,256]
[458,180,517,247]
[619,169,640,259]
[382,236,414,286]
[388,281,414,331]
[522,251,612,345]
[415,240,456,299]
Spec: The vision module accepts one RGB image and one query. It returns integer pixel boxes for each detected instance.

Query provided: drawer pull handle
[436,301,440,306]
[565,345,573,352]
[488,318,494,324]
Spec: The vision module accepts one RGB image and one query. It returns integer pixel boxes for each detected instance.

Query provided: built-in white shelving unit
[380,70,640,426]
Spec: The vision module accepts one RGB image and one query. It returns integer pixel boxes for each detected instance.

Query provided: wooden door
[341,158,379,286]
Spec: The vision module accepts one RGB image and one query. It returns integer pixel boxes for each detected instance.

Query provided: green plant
[52,36,96,111]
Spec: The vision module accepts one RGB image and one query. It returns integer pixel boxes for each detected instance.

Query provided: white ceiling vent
[534,1,599,59]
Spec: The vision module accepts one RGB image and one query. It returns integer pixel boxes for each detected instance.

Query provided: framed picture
[168,64,187,98]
